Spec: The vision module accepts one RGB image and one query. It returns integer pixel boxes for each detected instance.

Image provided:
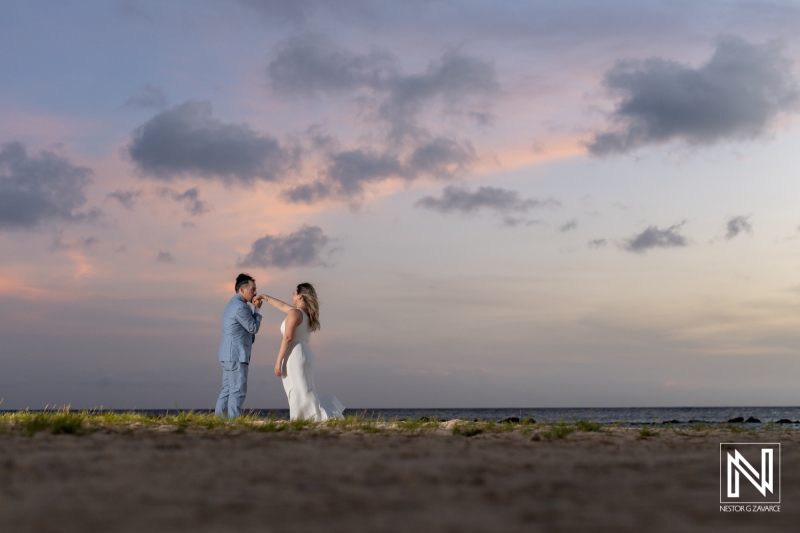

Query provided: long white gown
[280,309,344,421]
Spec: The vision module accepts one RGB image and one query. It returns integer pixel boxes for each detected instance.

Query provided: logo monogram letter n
[727,449,773,498]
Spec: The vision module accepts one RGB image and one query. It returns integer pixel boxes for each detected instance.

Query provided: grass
[540,421,577,440]
[452,421,483,437]
[13,411,87,436]
[0,409,795,438]
[638,427,659,438]
[725,423,747,434]
[575,420,603,432]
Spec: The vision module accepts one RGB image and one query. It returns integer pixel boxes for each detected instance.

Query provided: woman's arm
[274,308,302,377]
[259,294,294,314]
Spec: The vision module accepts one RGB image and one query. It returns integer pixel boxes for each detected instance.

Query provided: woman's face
[292,288,302,306]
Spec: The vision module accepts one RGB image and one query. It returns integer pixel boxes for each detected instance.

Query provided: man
[215,273,263,418]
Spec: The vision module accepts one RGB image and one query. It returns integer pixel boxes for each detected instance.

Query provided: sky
[2,0,800,409]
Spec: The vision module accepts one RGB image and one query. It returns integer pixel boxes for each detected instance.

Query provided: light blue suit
[215,294,262,418]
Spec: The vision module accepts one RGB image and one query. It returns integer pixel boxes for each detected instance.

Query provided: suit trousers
[215,361,249,418]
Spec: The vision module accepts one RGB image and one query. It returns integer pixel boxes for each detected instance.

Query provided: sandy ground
[0,426,796,532]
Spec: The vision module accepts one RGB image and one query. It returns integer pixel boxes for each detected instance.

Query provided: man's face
[239,282,257,303]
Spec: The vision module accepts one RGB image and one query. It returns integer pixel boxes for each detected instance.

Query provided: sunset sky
[3,0,800,409]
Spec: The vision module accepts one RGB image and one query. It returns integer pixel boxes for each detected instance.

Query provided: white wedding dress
[280,309,344,421]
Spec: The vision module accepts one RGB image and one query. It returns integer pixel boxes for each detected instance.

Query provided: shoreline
[2,407,799,430]
[2,410,799,436]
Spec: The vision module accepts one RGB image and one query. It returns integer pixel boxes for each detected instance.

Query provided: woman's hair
[297,282,321,332]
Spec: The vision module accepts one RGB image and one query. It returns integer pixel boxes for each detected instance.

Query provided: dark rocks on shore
[727,416,761,423]
[521,418,536,424]
[500,417,520,424]
[662,420,682,425]
[776,419,795,424]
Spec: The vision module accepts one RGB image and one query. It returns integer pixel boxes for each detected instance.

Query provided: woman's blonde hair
[297,282,320,332]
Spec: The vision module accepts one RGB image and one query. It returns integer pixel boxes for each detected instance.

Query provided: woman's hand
[274,361,283,377]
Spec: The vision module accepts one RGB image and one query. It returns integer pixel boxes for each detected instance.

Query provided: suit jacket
[218,294,262,363]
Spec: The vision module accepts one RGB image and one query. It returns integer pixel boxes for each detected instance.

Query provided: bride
[259,283,344,421]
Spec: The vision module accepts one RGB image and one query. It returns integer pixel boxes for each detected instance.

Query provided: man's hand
[253,297,263,309]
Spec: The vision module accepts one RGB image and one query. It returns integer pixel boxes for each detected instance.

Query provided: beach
[1,420,796,532]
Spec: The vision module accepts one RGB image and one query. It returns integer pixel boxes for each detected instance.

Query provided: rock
[662,419,682,424]
[521,418,536,424]
[418,416,430,422]
[499,417,520,424]
[727,417,744,423]
[745,417,761,423]
[776,419,793,424]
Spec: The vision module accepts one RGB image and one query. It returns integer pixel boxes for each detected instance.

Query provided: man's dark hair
[235,273,255,292]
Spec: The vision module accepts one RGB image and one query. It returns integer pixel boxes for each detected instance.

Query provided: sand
[0,425,796,532]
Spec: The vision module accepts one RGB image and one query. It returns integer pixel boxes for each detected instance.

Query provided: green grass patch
[3,409,88,436]
[452,422,483,437]
[2,410,791,438]
[541,421,576,440]
[638,427,659,438]
[575,420,603,432]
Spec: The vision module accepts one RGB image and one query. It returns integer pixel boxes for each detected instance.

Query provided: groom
[215,273,263,418]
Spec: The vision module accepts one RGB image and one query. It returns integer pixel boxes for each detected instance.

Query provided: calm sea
[14,406,796,426]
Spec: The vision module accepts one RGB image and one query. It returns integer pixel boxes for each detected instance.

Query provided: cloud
[623,222,687,253]
[283,136,477,203]
[407,137,476,179]
[0,141,96,231]
[172,188,209,215]
[725,215,752,239]
[124,83,167,109]
[52,235,99,251]
[127,100,298,184]
[238,225,331,269]
[156,251,174,263]
[378,50,499,141]
[415,185,560,214]
[158,187,210,216]
[238,0,373,27]
[107,189,142,209]
[502,217,545,228]
[325,148,405,196]
[559,219,578,232]
[588,238,608,249]
[282,181,332,205]
[267,35,497,141]
[267,33,393,96]
[588,36,800,155]
[267,35,496,204]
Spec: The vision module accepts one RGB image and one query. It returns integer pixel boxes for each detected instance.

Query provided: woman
[259,283,344,421]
